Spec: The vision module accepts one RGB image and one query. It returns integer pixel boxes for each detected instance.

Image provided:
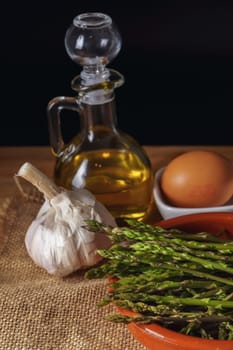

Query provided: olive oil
[54,149,154,220]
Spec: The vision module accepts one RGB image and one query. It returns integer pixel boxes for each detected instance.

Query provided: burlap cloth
[0,194,146,350]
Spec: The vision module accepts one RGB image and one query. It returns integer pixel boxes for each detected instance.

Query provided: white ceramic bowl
[153,167,233,219]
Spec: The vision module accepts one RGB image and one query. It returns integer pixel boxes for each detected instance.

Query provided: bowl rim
[127,320,233,349]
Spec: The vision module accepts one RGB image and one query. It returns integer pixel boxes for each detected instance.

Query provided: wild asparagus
[85,219,233,340]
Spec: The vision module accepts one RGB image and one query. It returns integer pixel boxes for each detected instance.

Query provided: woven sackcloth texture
[0,195,146,350]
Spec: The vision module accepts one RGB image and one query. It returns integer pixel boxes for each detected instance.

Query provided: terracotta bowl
[118,212,233,350]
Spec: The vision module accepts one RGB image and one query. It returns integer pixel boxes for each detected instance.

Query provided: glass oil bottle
[47,12,154,221]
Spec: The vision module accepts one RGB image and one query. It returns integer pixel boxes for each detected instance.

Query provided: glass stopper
[65,12,122,85]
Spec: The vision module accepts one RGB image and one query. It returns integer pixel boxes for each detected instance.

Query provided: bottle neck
[81,88,113,105]
[80,96,118,133]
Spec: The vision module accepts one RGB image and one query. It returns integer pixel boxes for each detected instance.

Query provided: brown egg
[160,150,233,208]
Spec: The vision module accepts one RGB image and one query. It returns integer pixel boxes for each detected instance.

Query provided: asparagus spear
[130,242,233,274]
[111,291,233,309]
[125,219,231,243]
[106,313,233,325]
[97,248,233,286]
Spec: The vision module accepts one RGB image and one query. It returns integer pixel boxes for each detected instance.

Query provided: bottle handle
[47,96,79,155]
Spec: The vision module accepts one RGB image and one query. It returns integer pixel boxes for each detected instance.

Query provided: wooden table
[1,145,233,350]
[1,145,233,219]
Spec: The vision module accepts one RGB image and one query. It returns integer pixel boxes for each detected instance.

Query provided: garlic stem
[16,162,60,200]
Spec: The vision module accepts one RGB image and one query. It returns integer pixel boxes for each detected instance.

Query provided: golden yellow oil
[54,148,154,220]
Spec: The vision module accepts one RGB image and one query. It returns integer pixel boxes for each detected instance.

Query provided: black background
[1,1,233,146]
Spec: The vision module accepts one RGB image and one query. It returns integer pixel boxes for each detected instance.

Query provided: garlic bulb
[16,162,116,277]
